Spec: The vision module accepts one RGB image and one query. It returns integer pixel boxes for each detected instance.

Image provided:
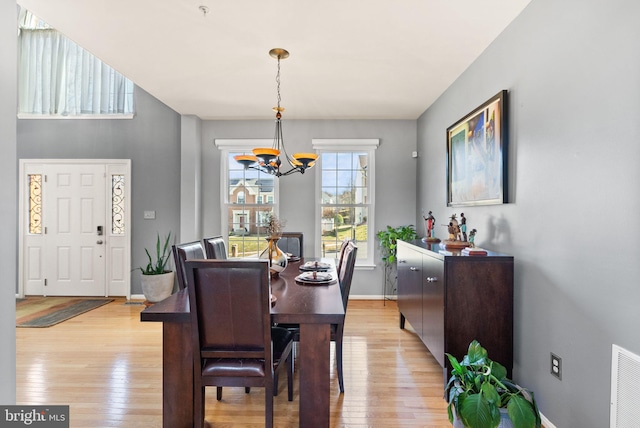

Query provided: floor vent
[611,344,640,427]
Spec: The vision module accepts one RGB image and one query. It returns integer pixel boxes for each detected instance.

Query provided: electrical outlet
[551,353,562,380]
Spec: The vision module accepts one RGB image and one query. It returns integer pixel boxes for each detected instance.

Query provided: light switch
[143,210,156,220]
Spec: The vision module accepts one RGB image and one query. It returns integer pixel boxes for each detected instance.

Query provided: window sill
[18,113,135,120]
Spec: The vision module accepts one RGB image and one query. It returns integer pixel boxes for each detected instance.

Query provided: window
[17,9,134,118]
[314,139,378,267]
[215,140,279,258]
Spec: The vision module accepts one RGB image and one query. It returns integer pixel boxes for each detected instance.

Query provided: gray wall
[0,0,17,404]
[17,87,182,296]
[416,0,640,426]
[201,119,418,297]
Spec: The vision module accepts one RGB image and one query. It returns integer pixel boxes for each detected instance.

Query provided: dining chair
[336,238,351,275]
[278,232,303,258]
[334,241,358,392]
[172,241,205,289]
[185,259,294,428]
[276,241,358,394]
[203,235,227,259]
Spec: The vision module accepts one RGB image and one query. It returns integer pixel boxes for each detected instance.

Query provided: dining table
[140,257,345,428]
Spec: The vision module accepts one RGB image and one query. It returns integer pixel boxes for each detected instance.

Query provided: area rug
[16,297,114,328]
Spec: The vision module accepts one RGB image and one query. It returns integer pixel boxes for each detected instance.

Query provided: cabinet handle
[426,277,438,282]
[398,259,407,263]
[410,267,418,271]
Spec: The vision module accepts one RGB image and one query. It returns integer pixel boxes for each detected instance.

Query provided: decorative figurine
[421,210,440,242]
[442,213,471,250]
[460,212,467,241]
[447,214,460,240]
[468,229,477,247]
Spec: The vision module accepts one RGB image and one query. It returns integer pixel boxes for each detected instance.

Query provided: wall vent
[611,344,640,427]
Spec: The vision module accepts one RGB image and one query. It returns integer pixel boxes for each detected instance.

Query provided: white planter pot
[141,271,175,303]
[453,408,513,428]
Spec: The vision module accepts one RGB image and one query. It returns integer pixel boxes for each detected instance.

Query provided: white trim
[312,138,379,151]
[540,412,556,428]
[18,113,135,120]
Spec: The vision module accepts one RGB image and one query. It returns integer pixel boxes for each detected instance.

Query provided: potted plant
[445,340,541,428]
[138,232,174,303]
[376,225,418,296]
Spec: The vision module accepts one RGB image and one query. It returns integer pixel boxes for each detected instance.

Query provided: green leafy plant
[138,232,173,275]
[445,340,541,428]
[376,225,418,264]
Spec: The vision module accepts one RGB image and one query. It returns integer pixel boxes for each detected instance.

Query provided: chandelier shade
[234,48,317,177]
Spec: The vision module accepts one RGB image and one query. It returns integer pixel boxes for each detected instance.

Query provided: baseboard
[350,294,396,300]
[130,294,146,301]
[540,412,556,428]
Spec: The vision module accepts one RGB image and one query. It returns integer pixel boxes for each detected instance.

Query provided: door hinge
[44,278,47,286]
[44,227,47,234]
[44,175,47,182]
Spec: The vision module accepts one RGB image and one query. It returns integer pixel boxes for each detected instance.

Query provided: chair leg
[287,352,294,401]
[194,385,205,428]
[274,373,279,396]
[245,387,251,393]
[336,338,344,393]
[216,386,222,401]
[265,384,274,428]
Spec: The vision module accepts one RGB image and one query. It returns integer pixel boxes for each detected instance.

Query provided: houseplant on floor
[138,232,174,303]
[445,340,541,428]
[376,225,418,296]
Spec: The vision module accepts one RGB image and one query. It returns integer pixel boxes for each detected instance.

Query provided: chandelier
[234,48,318,177]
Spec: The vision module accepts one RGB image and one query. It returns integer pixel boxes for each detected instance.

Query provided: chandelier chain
[275,56,281,110]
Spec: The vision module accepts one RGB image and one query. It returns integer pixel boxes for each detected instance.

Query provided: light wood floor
[16,299,451,427]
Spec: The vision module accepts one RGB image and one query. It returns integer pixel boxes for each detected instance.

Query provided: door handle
[97,240,103,245]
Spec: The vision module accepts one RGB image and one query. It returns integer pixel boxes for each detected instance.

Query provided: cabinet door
[397,246,423,337]
[421,254,445,367]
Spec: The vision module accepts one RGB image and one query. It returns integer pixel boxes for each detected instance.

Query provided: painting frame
[446,90,508,207]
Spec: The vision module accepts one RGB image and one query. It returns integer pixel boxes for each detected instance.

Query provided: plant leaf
[491,361,507,381]
[507,395,537,428]
[459,394,496,428]
[481,382,501,406]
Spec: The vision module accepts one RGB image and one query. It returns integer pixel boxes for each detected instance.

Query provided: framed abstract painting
[446,90,508,207]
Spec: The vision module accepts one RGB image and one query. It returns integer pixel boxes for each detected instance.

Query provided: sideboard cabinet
[397,240,514,381]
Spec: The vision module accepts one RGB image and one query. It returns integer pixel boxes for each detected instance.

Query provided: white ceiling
[17,0,531,120]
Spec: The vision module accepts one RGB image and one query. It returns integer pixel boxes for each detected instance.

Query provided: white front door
[44,164,106,296]
[20,159,131,297]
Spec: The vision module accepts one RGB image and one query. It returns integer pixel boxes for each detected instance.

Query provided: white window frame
[313,139,378,268]
[215,139,280,250]
[17,8,135,119]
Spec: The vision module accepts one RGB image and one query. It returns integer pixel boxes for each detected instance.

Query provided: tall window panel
[216,140,279,258]
[314,139,378,267]
[17,9,134,118]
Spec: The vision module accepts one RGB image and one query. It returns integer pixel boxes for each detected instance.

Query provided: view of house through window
[225,152,278,258]
[315,139,378,266]
[320,152,369,261]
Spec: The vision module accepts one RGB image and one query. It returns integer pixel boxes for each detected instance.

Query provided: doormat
[16,297,114,328]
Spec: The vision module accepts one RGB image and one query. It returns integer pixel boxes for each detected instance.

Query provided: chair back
[337,241,358,310]
[185,259,272,364]
[278,232,303,257]
[204,236,228,259]
[336,238,351,276]
[172,241,205,289]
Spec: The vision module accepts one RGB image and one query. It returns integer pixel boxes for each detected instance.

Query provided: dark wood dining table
[140,258,345,428]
